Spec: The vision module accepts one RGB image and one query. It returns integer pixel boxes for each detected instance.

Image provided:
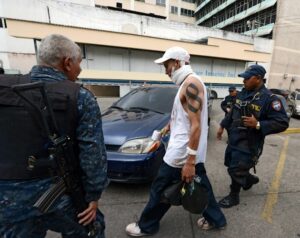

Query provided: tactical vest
[229,91,268,154]
[0,74,80,180]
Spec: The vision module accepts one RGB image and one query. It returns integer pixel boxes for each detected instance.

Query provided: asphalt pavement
[47,99,300,238]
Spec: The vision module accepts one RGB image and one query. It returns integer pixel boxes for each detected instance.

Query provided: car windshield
[115,87,178,114]
[296,94,300,100]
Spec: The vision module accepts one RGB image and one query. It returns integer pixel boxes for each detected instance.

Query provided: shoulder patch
[271,100,282,111]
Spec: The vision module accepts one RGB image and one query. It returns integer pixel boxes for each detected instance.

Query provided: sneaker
[125,223,149,237]
[218,193,239,208]
[243,175,259,191]
[197,217,226,230]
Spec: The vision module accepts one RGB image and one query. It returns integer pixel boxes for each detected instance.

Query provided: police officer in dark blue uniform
[216,65,289,208]
[221,86,237,115]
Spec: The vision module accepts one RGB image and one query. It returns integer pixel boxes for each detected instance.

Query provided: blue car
[102,85,178,183]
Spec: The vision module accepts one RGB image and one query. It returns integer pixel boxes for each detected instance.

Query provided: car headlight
[119,137,155,154]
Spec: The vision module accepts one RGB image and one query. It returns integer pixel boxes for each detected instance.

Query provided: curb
[281,128,300,134]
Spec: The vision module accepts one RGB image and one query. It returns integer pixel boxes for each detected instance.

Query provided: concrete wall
[0,0,272,50]
[0,0,273,76]
[269,0,300,91]
[59,0,95,6]
[0,29,35,72]
[83,45,246,76]
[134,1,166,17]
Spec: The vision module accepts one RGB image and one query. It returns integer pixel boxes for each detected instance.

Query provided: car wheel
[289,105,295,116]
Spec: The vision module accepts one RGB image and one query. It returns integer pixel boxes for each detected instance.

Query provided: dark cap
[229,86,236,92]
[238,64,266,79]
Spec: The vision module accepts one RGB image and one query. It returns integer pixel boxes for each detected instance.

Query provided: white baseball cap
[154,46,190,64]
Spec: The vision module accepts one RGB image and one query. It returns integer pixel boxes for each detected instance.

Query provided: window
[180,8,194,17]
[116,2,122,8]
[135,0,145,2]
[0,18,7,28]
[182,0,196,3]
[271,14,276,23]
[116,87,178,114]
[197,0,206,5]
[170,6,178,14]
[228,8,234,18]
[78,44,86,59]
[156,0,166,6]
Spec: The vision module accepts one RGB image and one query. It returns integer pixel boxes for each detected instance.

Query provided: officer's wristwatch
[256,121,261,130]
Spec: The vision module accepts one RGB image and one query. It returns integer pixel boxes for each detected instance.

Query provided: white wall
[269,0,300,90]
[58,0,95,6]
[0,30,35,54]
[0,29,35,72]
[81,44,247,76]
[0,0,271,75]
[0,53,10,69]
[0,0,272,53]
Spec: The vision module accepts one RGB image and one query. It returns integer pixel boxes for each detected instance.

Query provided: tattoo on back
[186,83,202,113]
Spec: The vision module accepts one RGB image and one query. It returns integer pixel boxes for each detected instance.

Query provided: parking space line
[282,128,300,134]
[261,136,289,223]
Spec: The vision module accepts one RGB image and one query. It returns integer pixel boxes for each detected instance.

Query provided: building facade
[195,0,277,38]
[0,0,273,97]
[96,0,196,24]
[268,0,300,91]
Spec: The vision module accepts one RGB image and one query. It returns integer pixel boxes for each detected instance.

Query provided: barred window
[196,0,205,5]
[156,0,166,6]
[180,8,194,17]
[170,6,178,14]
[116,2,122,8]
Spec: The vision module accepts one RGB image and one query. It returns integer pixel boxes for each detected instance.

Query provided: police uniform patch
[272,100,282,111]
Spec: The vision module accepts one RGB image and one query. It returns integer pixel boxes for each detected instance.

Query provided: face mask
[171,65,193,85]
[170,66,176,79]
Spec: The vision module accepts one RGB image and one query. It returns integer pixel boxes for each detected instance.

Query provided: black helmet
[161,180,183,206]
[161,177,209,214]
[181,177,209,214]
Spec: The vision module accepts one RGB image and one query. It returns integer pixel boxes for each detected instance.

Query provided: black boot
[218,192,240,208]
[243,174,259,191]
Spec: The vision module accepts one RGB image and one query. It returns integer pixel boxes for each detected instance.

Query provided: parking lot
[48,98,300,238]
